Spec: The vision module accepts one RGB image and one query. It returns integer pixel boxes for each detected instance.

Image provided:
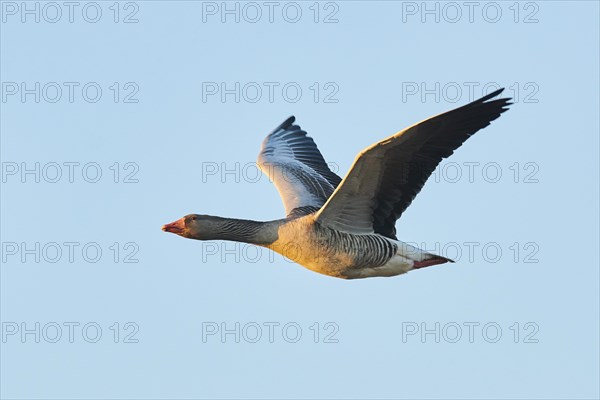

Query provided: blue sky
[1,1,599,399]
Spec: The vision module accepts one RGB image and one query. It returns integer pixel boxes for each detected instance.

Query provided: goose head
[162,214,207,239]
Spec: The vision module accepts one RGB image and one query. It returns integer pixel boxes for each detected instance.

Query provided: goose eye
[191,216,196,221]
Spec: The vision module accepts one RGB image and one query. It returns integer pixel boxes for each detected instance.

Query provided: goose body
[163,89,511,279]
[266,214,442,279]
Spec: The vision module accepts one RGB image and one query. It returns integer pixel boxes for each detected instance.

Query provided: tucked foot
[413,256,454,269]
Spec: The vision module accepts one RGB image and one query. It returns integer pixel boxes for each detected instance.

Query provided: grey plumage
[257,116,341,217]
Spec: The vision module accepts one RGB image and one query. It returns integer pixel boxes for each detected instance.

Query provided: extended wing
[257,116,342,218]
[315,89,512,239]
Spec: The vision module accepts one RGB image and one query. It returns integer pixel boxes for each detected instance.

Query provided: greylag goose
[163,89,511,279]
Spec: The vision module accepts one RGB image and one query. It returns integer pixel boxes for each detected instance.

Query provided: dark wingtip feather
[461,88,512,115]
[270,116,296,134]
[478,88,504,102]
[284,115,296,126]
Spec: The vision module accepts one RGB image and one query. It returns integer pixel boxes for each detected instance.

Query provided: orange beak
[162,218,185,234]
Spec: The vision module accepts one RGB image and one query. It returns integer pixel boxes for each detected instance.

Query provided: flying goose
[163,89,511,279]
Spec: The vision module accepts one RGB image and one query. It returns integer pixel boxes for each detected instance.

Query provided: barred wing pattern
[257,116,342,218]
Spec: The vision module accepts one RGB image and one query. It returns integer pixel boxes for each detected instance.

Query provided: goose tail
[413,254,454,269]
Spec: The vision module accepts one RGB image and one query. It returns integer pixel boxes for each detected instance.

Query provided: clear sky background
[1,1,599,399]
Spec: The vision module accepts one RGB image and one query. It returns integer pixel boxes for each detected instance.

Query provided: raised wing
[315,89,512,239]
[257,116,342,218]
